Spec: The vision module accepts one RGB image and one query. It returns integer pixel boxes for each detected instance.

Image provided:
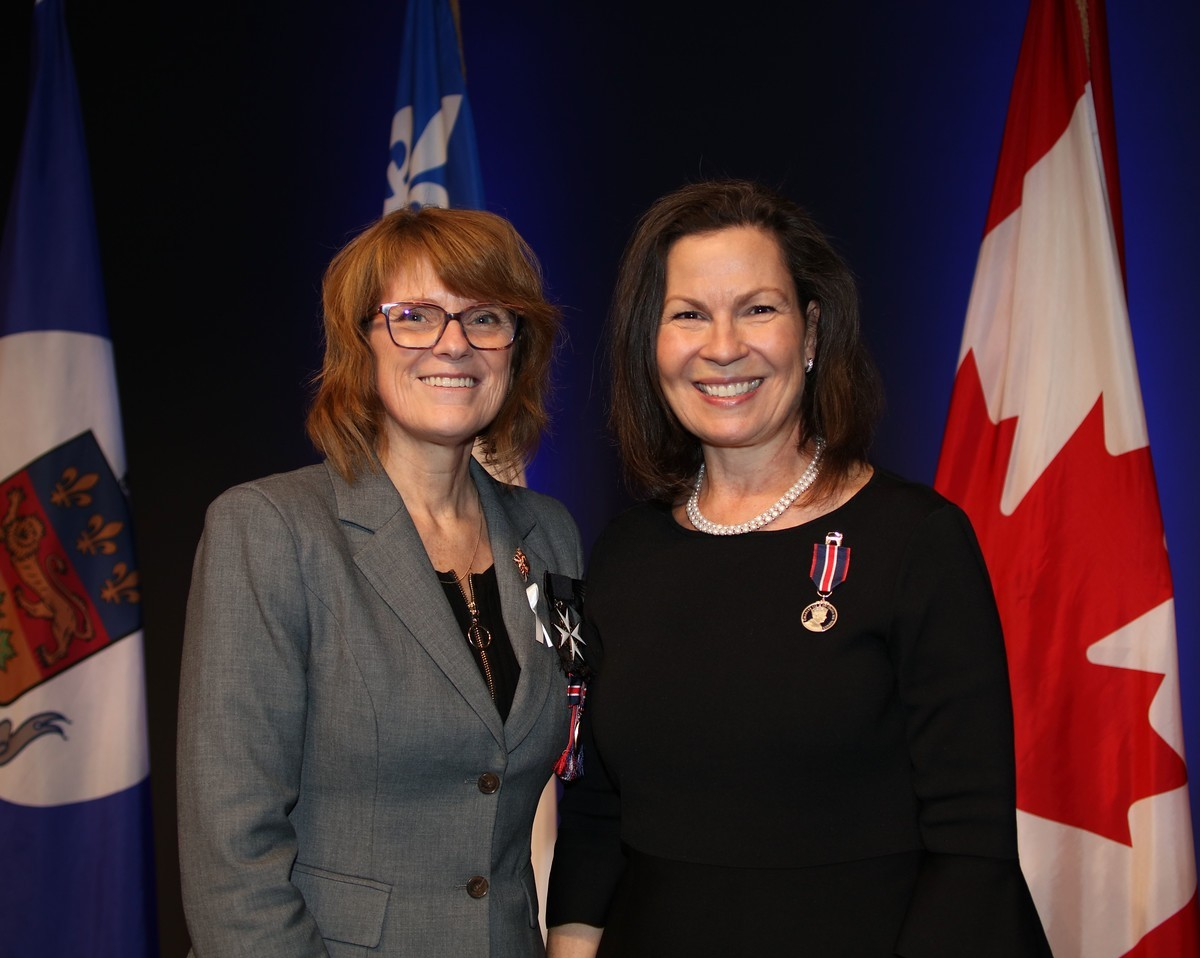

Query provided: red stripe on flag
[1121,892,1200,958]
[1082,0,1126,276]
[984,0,1088,234]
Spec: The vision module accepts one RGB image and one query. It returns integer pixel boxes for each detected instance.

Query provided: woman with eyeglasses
[178,207,586,958]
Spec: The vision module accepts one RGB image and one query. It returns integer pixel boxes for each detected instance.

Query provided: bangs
[373,212,544,313]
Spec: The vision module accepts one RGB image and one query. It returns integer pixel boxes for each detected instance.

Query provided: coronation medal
[802,531,850,633]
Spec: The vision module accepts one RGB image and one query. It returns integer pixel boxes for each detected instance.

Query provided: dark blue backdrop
[2,3,1195,954]
[458,4,1200,903]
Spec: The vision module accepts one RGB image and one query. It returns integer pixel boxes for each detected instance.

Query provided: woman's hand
[546,923,603,958]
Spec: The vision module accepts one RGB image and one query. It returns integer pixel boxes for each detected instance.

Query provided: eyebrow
[663,287,793,307]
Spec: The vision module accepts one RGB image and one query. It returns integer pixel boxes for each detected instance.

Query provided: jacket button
[467,876,489,899]
[477,772,500,794]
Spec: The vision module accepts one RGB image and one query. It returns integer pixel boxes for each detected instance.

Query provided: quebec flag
[0,1,159,955]
[383,0,485,212]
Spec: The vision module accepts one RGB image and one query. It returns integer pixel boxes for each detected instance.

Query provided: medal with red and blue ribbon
[803,531,849,632]
[545,571,590,780]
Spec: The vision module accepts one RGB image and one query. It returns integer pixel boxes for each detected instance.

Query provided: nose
[431,316,473,356]
[699,315,749,365]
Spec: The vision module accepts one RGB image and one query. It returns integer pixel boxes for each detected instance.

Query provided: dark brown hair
[608,178,883,503]
[306,206,560,482]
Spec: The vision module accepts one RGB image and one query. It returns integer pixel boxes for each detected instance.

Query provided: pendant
[467,618,492,650]
[801,599,838,632]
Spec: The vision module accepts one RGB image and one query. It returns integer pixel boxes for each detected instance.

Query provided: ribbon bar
[810,538,851,593]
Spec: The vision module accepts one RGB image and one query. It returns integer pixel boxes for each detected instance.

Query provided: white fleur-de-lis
[384,94,465,212]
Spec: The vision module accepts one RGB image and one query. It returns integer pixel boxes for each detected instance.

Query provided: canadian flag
[933,1,1199,956]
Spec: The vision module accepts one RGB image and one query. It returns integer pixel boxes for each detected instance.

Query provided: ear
[804,302,820,357]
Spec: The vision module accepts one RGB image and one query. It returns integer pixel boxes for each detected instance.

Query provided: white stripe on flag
[0,330,126,480]
[959,92,1145,514]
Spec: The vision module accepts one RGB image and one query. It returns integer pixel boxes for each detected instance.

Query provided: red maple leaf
[935,351,1183,845]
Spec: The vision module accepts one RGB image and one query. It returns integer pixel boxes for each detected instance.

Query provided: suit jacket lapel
[473,460,563,752]
[332,463,507,747]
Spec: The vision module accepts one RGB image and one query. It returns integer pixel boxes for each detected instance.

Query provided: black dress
[547,469,1052,957]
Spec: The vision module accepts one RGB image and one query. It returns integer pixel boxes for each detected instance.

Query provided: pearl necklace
[686,439,825,536]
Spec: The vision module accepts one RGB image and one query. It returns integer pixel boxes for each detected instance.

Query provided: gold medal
[804,532,848,633]
[801,599,838,632]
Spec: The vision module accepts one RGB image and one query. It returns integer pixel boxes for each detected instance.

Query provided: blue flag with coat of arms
[0,0,158,954]
[384,0,485,212]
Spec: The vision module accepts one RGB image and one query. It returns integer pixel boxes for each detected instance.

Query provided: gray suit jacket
[177,458,584,958]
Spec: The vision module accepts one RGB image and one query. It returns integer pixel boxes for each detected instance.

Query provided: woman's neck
[381,439,478,525]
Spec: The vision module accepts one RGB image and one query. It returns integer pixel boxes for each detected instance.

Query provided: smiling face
[368,256,514,462]
[656,225,816,457]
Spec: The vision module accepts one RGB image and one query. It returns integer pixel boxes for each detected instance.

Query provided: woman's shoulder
[484,470,580,534]
[498,476,572,515]
[860,465,960,517]
[855,465,982,549]
[476,470,584,574]
[205,461,334,519]
[601,499,672,532]
[589,500,674,560]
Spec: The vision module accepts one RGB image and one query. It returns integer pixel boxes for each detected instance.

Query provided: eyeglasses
[373,301,520,350]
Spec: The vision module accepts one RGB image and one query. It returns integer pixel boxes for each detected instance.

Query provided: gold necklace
[445,509,495,700]
[458,571,495,700]
[447,510,485,584]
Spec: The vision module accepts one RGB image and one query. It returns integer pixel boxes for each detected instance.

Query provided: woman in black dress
[545,179,1052,957]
